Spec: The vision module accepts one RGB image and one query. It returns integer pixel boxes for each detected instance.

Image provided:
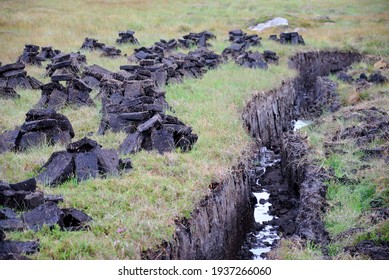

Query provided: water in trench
[238,120,312,260]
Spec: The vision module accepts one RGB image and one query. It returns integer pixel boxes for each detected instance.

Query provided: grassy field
[0,0,388,259]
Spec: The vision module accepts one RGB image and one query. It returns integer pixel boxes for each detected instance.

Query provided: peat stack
[18,44,44,66]
[228,29,262,48]
[0,108,75,154]
[154,39,178,51]
[0,62,42,89]
[269,32,305,45]
[0,230,39,259]
[97,78,168,134]
[178,31,216,48]
[0,178,44,211]
[36,46,61,61]
[35,78,94,110]
[81,37,106,51]
[100,45,122,58]
[0,87,20,99]
[235,51,268,69]
[123,47,222,87]
[81,64,113,88]
[116,30,139,45]
[36,137,130,186]
[46,52,87,82]
[119,113,198,154]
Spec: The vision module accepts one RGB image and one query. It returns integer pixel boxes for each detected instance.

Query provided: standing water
[239,121,312,259]
[239,147,281,259]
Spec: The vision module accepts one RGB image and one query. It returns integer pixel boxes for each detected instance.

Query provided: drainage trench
[239,51,362,259]
[143,51,361,260]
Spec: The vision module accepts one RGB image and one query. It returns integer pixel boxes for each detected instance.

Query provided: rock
[249,17,289,31]
[74,152,99,182]
[22,202,63,231]
[36,151,74,187]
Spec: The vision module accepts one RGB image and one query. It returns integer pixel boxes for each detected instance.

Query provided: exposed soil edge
[141,147,256,259]
[142,50,361,260]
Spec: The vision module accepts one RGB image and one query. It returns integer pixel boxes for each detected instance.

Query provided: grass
[290,75,389,259]
[1,0,388,259]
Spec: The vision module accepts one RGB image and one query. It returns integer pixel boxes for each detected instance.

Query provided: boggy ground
[268,59,389,260]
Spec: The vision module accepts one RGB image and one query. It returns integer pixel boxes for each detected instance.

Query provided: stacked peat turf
[178,31,216,48]
[0,226,38,259]
[0,177,91,259]
[123,47,222,87]
[154,39,178,51]
[18,44,44,66]
[80,37,106,51]
[0,87,19,99]
[36,46,61,61]
[81,64,113,88]
[0,108,74,154]
[116,30,139,45]
[36,137,130,186]
[263,50,279,64]
[228,29,262,48]
[269,32,305,45]
[0,62,42,89]
[46,52,86,82]
[100,45,122,57]
[119,113,198,154]
[0,178,43,211]
[35,78,94,110]
[235,51,268,69]
[97,78,168,134]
